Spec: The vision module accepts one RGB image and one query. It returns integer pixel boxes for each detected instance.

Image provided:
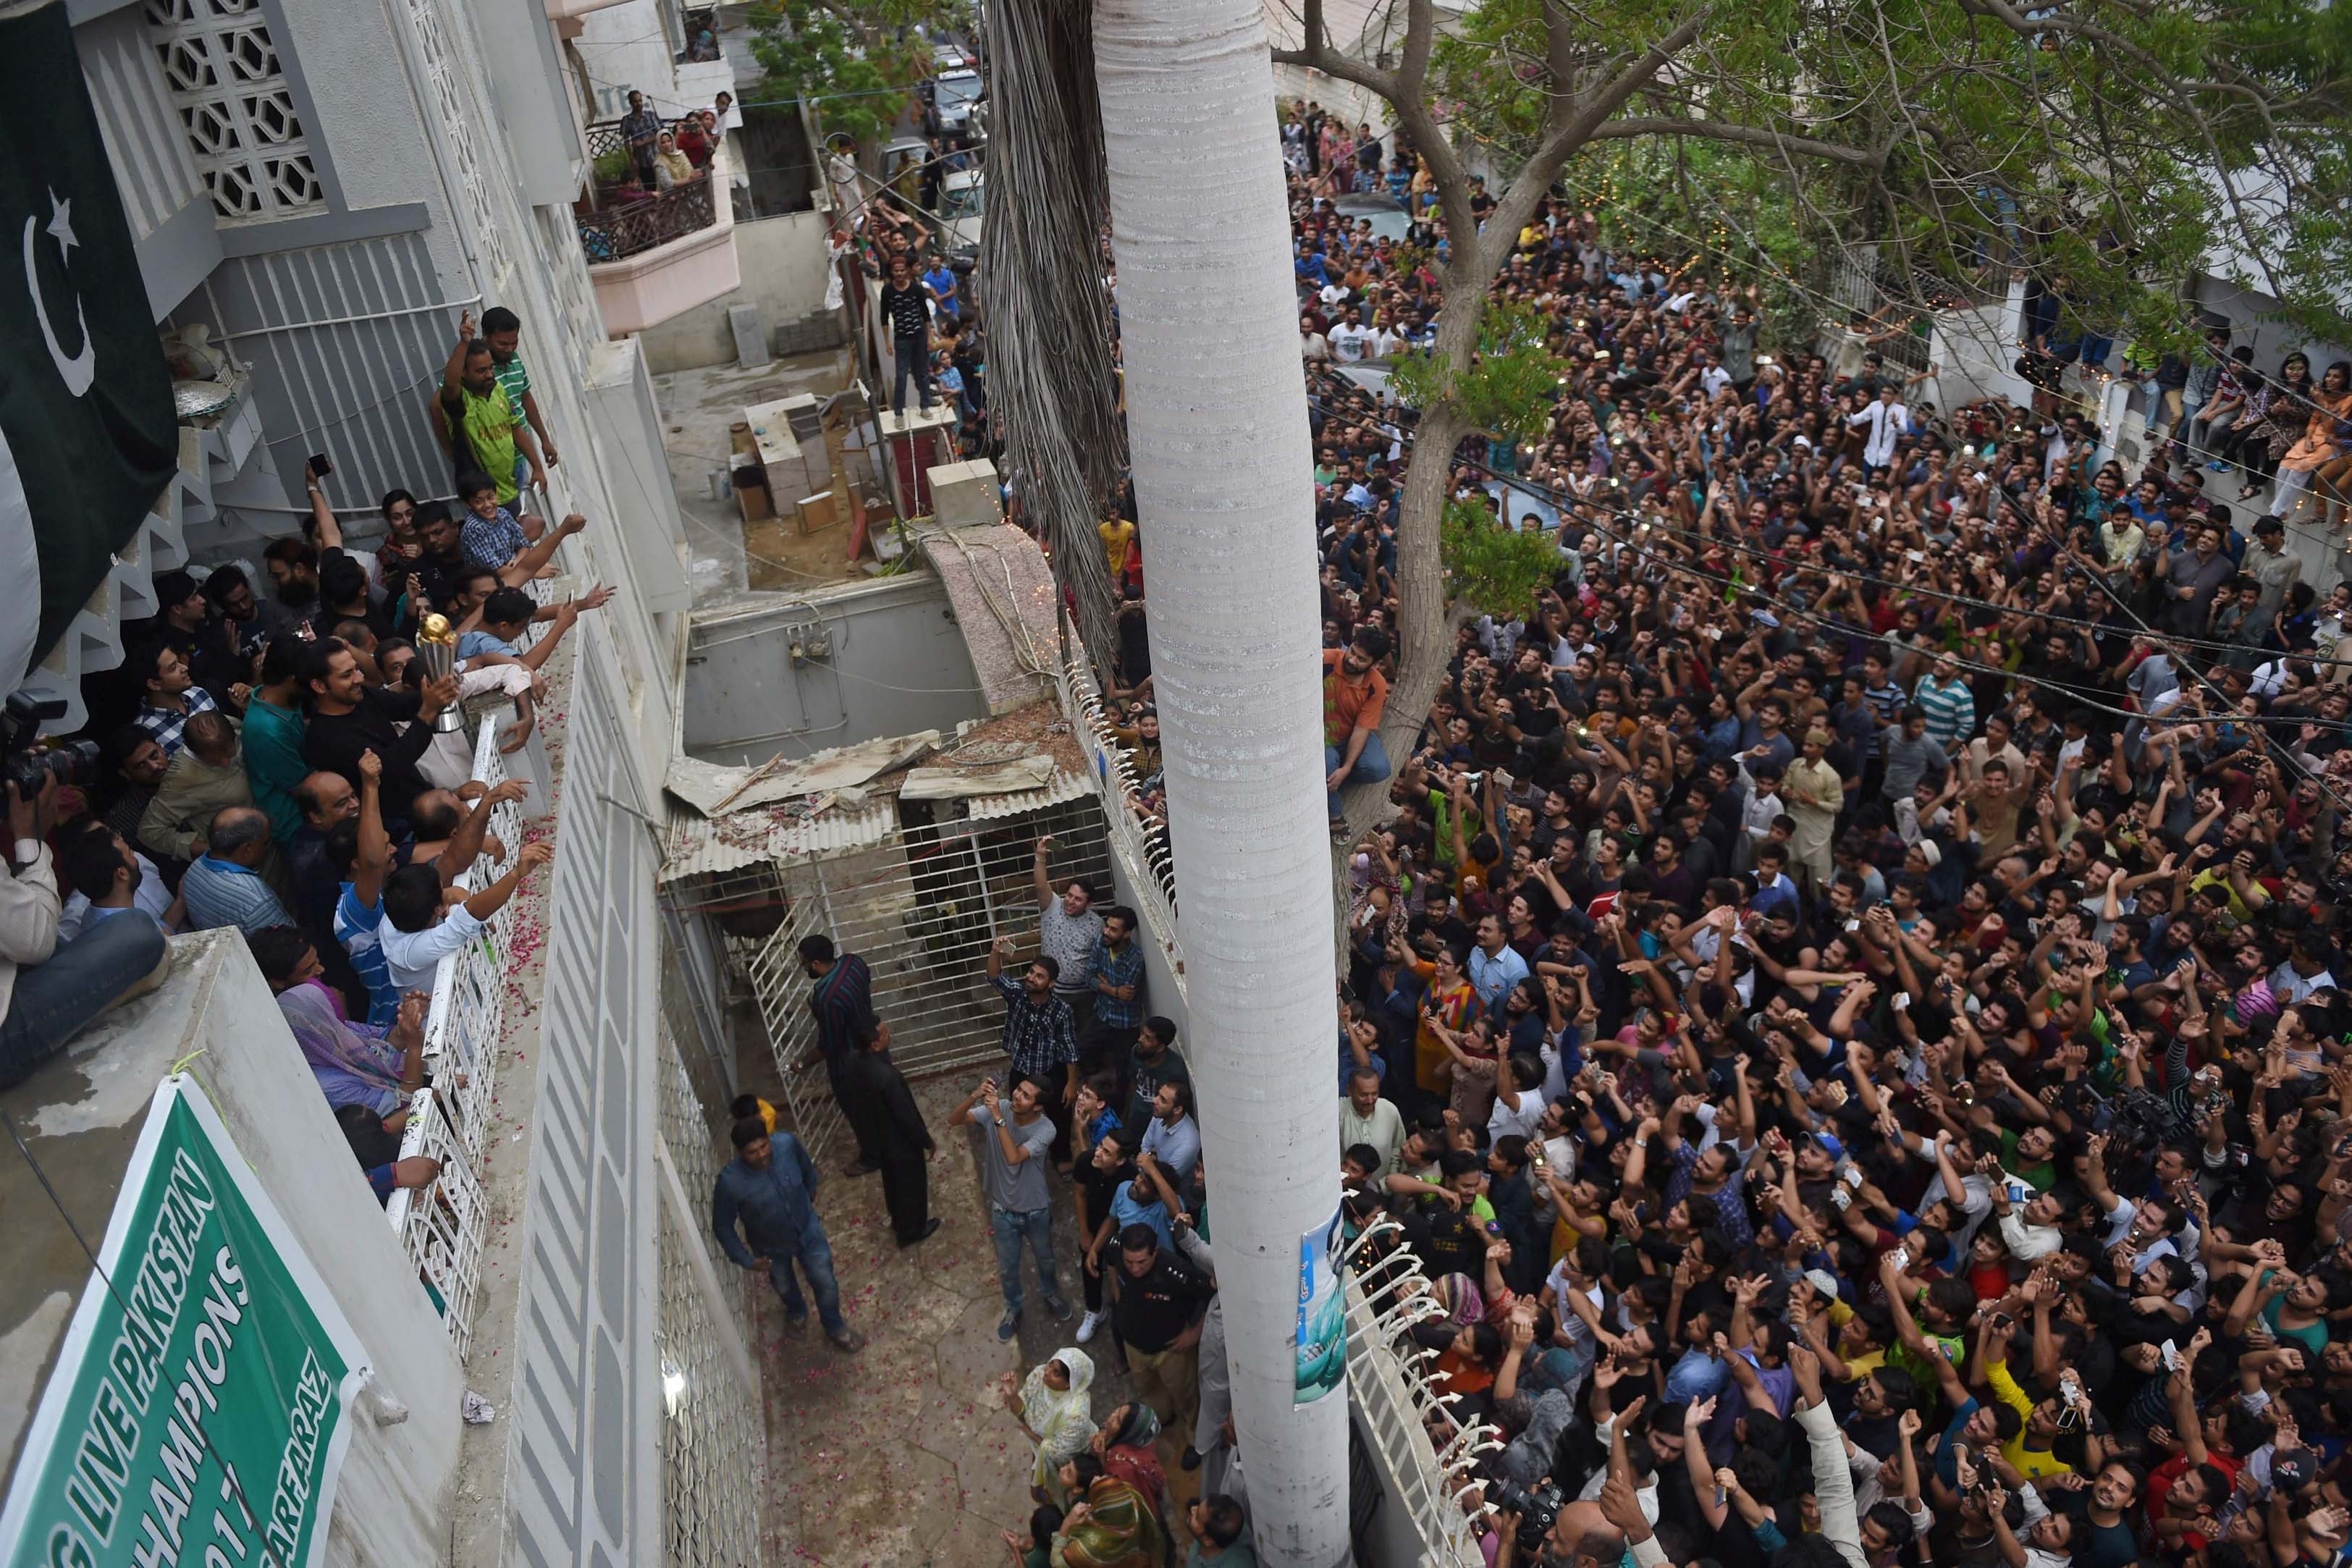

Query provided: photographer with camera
[1,769,170,1090]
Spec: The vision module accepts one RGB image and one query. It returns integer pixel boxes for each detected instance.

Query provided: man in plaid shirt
[986,935,1078,1113]
[129,641,222,759]
[1083,905,1147,1079]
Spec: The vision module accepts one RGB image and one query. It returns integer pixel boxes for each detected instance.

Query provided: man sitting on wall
[0,774,170,1090]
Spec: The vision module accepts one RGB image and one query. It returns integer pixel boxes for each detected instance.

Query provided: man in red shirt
[2146,1328,2245,1555]
[1323,627,1391,827]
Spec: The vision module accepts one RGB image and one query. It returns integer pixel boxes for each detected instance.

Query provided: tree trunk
[1093,2,1349,1564]
[1339,287,1481,840]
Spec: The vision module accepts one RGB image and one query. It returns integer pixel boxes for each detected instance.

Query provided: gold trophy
[415,614,466,733]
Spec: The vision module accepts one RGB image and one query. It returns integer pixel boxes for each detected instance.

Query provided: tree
[746,1,966,172]
[1089,4,1352,1566]
[1270,0,2352,835]
[1441,500,1567,621]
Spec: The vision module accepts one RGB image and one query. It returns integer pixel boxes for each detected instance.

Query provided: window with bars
[143,0,325,222]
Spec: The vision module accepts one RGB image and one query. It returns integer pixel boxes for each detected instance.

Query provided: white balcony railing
[1343,1218,1494,1567]
[385,1087,492,1358]
[388,713,531,1359]
[1053,659,1179,930]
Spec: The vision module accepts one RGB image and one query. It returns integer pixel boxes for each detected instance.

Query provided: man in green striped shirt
[483,306,556,492]
[1911,652,1976,751]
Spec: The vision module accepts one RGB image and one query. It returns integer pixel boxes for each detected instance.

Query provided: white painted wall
[682,575,990,762]
[576,0,709,123]
[2193,273,2352,372]
[634,211,839,374]
[1928,286,2036,410]
[586,338,694,614]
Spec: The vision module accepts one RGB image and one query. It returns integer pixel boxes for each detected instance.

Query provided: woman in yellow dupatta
[1048,1454,1166,1568]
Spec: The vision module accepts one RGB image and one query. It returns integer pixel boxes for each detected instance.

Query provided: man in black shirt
[406,502,474,616]
[299,638,458,830]
[1110,1222,1210,1455]
[843,1016,939,1247]
[1073,1116,1132,1343]
[877,254,937,415]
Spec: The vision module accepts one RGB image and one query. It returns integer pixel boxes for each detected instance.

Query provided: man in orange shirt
[1324,627,1393,826]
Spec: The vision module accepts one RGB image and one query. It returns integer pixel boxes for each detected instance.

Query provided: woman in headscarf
[997,1348,1096,1503]
[652,130,698,192]
[246,926,424,1128]
[1048,1453,1166,1568]
[1425,1270,1485,1328]
[1088,1401,1165,1516]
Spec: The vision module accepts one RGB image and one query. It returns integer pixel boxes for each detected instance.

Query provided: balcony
[575,161,740,335]
[543,0,633,20]
[673,5,733,108]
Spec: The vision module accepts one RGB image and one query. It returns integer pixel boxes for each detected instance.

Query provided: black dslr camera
[1491,1477,1564,1553]
[1,692,98,799]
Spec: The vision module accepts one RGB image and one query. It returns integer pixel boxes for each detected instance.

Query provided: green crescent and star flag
[0,1,179,694]
[0,1075,371,1568]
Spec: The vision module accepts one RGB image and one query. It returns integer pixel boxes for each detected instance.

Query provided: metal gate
[740,890,842,1158]
[731,791,1116,1160]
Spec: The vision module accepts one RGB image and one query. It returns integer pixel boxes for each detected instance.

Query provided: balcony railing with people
[1054,655,1179,925]
[576,176,719,264]
[385,711,533,1360]
[675,6,721,64]
[1344,1217,1494,1566]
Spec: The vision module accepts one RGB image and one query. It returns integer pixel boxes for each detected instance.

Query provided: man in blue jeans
[712,1118,865,1352]
[1,773,172,1092]
[877,253,937,416]
[951,1075,1071,1340]
[1323,625,1394,827]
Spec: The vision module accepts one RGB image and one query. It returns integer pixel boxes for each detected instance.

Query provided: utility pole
[1092,1,1349,1563]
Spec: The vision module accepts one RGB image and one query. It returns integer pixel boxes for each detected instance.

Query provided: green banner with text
[0,1076,371,1568]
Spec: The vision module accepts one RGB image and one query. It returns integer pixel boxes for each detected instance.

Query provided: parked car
[925,68,984,135]
[1331,192,1410,243]
[940,168,984,257]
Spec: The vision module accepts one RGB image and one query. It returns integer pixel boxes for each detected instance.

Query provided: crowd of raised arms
[0,303,613,1209]
[1074,101,2352,1568]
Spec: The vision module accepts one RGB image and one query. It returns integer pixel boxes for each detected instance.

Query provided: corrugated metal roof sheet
[659,769,1100,878]
[659,798,899,884]
[966,770,1095,820]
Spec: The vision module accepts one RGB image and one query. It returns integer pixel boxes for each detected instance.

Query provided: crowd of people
[614,85,737,195]
[1278,112,2352,1568]
[702,829,1255,1564]
[839,164,991,434]
[1048,101,2352,1568]
[0,305,609,1207]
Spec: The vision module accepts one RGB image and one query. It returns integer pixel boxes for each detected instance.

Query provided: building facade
[4,0,754,1564]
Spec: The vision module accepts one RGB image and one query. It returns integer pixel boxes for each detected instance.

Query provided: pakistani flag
[0,2,177,694]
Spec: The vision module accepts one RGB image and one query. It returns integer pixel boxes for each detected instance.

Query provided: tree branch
[1585,116,1887,167]
[1480,11,1708,280]
[1399,0,1437,104]
[1271,0,1404,101]
[1544,7,1578,135]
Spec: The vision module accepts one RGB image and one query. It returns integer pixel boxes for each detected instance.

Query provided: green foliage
[1564,140,1825,356]
[1441,499,1561,620]
[1423,0,2352,348]
[1390,303,1569,442]
[746,1,967,156]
